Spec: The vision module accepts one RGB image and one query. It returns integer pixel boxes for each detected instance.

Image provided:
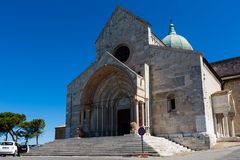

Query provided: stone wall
[55,126,66,140]
[95,6,150,73]
[223,79,240,136]
[201,60,221,136]
[149,46,206,135]
[65,63,97,138]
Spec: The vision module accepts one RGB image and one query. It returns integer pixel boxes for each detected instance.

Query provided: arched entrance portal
[80,65,136,137]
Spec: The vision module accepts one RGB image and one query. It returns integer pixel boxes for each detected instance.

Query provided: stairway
[144,136,192,156]
[26,134,191,157]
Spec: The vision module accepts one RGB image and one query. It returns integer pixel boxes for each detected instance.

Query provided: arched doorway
[80,65,136,136]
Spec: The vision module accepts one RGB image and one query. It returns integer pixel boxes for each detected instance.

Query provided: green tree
[18,121,35,145]
[0,112,45,144]
[31,119,45,145]
[0,112,26,142]
[18,119,45,145]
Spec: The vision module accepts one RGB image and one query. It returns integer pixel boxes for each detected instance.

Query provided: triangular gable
[95,5,150,43]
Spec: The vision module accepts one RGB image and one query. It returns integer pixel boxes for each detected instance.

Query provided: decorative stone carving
[130,122,139,134]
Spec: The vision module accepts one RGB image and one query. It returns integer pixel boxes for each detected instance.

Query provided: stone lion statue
[130,122,139,134]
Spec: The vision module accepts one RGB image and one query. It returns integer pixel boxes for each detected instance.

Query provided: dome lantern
[169,23,176,35]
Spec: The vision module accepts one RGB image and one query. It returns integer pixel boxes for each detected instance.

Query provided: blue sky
[0,0,239,144]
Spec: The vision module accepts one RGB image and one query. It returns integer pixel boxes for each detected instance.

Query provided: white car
[0,141,18,157]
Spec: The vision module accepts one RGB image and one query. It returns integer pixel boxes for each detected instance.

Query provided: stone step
[26,135,191,157]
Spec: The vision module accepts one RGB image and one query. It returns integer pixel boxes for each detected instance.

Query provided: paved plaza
[1,145,240,160]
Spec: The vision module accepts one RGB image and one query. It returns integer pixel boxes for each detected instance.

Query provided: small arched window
[167,94,176,112]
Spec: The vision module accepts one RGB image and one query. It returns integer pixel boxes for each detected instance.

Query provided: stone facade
[211,57,240,136]
[61,6,239,150]
[223,80,240,136]
[149,47,206,134]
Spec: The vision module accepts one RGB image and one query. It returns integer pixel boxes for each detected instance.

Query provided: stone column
[106,106,109,136]
[93,106,97,133]
[144,63,150,134]
[213,114,219,138]
[135,100,139,125]
[141,102,145,126]
[145,101,150,135]
[230,116,235,137]
[115,108,118,136]
[88,110,91,131]
[111,105,114,136]
[101,105,104,136]
[81,110,84,127]
[96,105,99,136]
[138,102,142,126]
[223,113,229,137]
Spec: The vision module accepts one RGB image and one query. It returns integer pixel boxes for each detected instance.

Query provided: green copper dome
[162,23,193,50]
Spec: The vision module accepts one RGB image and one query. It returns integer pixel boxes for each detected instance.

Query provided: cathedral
[56,6,240,150]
